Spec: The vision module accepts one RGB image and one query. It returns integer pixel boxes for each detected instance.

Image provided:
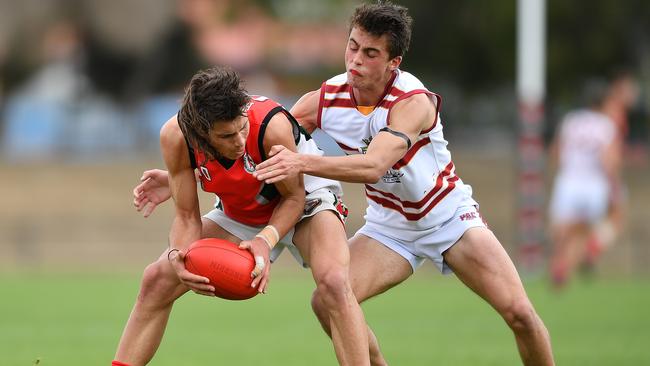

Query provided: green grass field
[1,269,649,366]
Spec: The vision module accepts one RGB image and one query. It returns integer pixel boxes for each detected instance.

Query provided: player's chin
[225,150,245,160]
[346,74,359,85]
[347,77,365,89]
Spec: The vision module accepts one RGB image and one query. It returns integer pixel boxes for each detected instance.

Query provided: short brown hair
[350,1,413,59]
[178,67,249,160]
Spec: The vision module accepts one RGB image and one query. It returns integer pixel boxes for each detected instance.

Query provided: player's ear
[389,56,402,71]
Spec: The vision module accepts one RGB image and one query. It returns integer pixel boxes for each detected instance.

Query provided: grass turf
[1,269,648,365]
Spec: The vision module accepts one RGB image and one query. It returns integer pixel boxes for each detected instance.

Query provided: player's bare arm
[240,112,306,293]
[255,93,436,184]
[289,89,321,134]
[160,116,215,296]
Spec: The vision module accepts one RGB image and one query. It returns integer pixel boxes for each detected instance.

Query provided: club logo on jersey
[243,153,256,174]
[199,166,212,182]
[382,169,404,183]
[358,136,373,154]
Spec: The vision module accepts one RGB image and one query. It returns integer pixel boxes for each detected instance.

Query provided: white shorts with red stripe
[357,205,487,274]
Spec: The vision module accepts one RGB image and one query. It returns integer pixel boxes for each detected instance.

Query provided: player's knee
[501,298,539,333]
[310,290,323,314]
[314,269,352,308]
[137,261,177,305]
[310,290,329,321]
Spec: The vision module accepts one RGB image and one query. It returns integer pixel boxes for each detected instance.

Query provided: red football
[184,238,259,300]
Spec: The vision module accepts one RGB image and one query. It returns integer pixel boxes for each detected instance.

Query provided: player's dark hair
[350,1,413,59]
[178,67,249,160]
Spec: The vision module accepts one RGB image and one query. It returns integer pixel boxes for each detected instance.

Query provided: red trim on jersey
[388,86,406,97]
[322,98,356,109]
[322,83,349,94]
[317,82,327,128]
[385,89,433,125]
[336,141,359,152]
[392,137,431,169]
[348,70,398,109]
[374,86,407,110]
[421,93,442,134]
[366,182,456,221]
[365,161,455,210]
[324,86,406,111]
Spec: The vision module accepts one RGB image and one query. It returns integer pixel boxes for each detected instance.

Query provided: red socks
[112,361,131,366]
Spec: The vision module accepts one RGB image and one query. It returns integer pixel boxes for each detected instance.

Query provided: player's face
[345,27,401,91]
[209,115,249,160]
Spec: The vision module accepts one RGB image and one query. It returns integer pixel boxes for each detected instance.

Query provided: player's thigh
[348,233,412,303]
[293,210,349,277]
[201,217,243,243]
[443,227,527,311]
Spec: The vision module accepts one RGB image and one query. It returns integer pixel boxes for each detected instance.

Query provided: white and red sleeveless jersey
[317,70,476,238]
[187,96,340,226]
[556,109,616,182]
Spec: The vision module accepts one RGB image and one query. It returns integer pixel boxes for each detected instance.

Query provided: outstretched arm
[255,93,436,184]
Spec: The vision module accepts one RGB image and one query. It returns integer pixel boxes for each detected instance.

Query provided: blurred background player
[255,2,555,365]
[113,67,370,366]
[548,79,621,288]
[593,71,642,256]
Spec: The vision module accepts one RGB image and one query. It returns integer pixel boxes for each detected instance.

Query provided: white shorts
[549,176,609,224]
[357,205,486,274]
[203,187,348,268]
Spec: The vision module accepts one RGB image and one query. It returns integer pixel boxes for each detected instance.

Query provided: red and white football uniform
[318,70,483,272]
[187,96,344,266]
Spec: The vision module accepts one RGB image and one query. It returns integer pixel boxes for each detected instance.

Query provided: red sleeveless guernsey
[187,96,288,226]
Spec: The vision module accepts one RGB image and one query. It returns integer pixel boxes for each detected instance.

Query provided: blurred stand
[0,0,354,162]
[2,20,134,161]
[125,0,281,150]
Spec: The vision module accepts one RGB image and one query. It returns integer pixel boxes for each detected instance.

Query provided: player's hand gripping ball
[184,238,259,300]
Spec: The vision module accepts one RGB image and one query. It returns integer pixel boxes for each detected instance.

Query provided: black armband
[379,127,412,149]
